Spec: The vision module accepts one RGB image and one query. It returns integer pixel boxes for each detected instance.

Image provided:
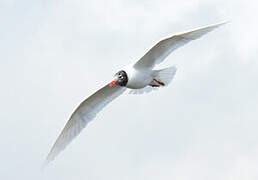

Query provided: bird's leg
[149,84,160,87]
[149,79,165,87]
[153,79,165,86]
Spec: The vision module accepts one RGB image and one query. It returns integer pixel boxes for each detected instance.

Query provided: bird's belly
[126,70,152,89]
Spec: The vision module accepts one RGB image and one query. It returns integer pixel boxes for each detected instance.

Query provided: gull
[44,22,227,166]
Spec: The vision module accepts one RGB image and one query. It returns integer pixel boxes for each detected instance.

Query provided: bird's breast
[124,67,152,89]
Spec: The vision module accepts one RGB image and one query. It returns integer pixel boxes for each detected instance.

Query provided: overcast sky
[1,0,258,179]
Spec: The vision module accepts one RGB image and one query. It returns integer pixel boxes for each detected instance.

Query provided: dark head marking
[115,70,128,86]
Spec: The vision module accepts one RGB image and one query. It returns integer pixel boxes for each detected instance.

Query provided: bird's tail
[152,66,177,86]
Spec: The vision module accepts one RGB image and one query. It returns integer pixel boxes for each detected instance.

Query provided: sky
[1,0,258,179]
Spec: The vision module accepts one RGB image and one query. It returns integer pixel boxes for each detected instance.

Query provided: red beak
[109,80,118,87]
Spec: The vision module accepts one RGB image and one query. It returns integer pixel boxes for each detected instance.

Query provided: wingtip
[219,21,230,25]
[41,153,55,171]
[196,21,229,32]
[212,21,230,27]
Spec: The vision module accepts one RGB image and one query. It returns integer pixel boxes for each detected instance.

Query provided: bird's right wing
[134,22,227,69]
[44,84,126,166]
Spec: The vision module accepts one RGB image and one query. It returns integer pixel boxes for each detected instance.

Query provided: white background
[1,0,258,179]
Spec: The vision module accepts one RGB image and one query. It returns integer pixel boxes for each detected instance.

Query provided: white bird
[44,22,227,166]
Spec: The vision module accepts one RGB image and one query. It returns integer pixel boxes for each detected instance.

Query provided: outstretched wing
[44,84,126,166]
[134,22,227,69]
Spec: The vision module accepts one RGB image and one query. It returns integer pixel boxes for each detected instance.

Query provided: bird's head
[109,70,128,87]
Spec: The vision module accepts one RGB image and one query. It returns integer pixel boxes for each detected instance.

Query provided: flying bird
[44,22,227,166]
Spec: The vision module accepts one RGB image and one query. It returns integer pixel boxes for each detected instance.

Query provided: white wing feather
[44,84,126,166]
[134,22,228,69]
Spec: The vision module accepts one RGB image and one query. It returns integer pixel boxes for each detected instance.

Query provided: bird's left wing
[44,84,126,166]
[134,22,227,69]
